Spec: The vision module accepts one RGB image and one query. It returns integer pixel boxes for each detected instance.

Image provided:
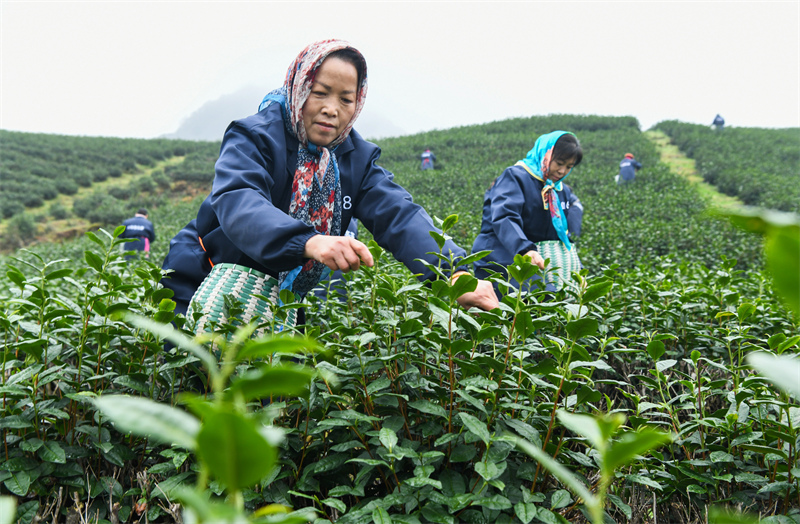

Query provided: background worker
[472,131,584,294]
[120,208,155,259]
[420,148,436,170]
[712,114,725,131]
[617,153,642,185]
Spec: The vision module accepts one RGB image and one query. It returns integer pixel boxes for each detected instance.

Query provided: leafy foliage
[0,130,216,219]
[1,115,798,522]
[373,115,763,271]
[655,121,800,213]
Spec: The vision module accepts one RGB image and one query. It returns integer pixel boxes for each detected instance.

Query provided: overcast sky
[2,1,798,140]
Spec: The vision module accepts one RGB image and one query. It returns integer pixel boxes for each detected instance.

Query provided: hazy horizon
[2,2,798,140]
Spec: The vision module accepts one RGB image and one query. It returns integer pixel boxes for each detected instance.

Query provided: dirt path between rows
[644,129,742,210]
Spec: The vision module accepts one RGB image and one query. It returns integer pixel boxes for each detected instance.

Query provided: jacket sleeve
[354,148,465,280]
[207,121,318,272]
[146,221,156,243]
[489,169,538,255]
[564,188,583,239]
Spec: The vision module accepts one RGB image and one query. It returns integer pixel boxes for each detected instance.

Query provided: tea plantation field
[1,117,798,524]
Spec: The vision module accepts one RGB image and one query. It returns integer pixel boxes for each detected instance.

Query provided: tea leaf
[604,428,673,474]
[0,497,16,524]
[196,409,278,492]
[550,489,571,510]
[379,427,398,452]
[515,438,597,507]
[94,395,199,450]
[582,280,612,304]
[646,340,666,361]
[4,472,32,497]
[37,441,66,464]
[458,412,491,444]
[748,352,800,398]
[565,318,598,340]
[409,400,448,419]
[228,364,314,401]
[514,502,538,524]
[238,335,323,359]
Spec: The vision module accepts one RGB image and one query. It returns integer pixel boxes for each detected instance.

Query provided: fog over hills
[163,86,408,142]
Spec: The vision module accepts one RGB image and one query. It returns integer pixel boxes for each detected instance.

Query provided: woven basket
[187,263,296,338]
[536,240,582,293]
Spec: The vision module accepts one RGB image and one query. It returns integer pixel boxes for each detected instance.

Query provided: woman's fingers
[304,235,374,271]
[455,279,499,311]
[349,238,374,268]
[524,250,546,270]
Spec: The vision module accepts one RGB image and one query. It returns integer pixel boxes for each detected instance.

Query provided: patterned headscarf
[258,39,368,298]
[515,130,578,250]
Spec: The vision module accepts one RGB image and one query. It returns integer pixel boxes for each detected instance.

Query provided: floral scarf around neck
[515,130,577,251]
[258,39,368,298]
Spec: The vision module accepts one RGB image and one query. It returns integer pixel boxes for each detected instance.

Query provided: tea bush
[1,115,798,523]
[0,130,216,220]
[654,121,800,213]
[1,219,798,523]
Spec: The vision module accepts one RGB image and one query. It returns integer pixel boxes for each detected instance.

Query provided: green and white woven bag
[536,240,582,293]
[187,263,296,338]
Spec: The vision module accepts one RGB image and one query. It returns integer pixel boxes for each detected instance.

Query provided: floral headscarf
[258,39,368,298]
[515,130,578,250]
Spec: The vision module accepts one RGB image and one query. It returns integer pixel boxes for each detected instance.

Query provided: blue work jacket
[618,158,642,183]
[472,165,576,281]
[162,104,465,314]
[121,216,155,251]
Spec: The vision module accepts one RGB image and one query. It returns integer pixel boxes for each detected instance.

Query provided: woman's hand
[451,272,500,311]
[304,235,374,272]
[524,250,545,270]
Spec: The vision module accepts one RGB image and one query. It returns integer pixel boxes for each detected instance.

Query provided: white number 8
[343,195,352,210]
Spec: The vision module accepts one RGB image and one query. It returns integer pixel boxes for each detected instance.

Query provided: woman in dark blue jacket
[472,131,583,294]
[162,40,498,321]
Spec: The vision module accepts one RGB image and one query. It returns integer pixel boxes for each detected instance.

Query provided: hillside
[654,121,800,213]
[0,130,220,251]
[3,115,783,270]
[1,117,799,522]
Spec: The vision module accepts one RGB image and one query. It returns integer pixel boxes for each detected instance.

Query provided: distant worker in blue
[120,208,155,259]
[420,148,436,170]
[472,131,584,295]
[160,40,498,332]
[712,114,725,131]
[617,153,642,185]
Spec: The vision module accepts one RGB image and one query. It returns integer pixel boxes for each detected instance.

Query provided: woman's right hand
[523,250,545,270]
[304,235,374,272]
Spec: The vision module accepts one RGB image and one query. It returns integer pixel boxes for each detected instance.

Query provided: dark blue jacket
[162,104,465,315]
[420,150,436,170]
[618,158,642,183]
[121,215,155,251]
[565,189,583,240]
[472,165,576,281]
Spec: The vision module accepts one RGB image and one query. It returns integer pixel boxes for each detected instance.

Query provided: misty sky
[2,1,798,140]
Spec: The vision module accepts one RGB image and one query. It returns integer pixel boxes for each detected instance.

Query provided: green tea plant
[94,316,322,524]
[2,113,799,522]
[516,410,673,524]
[655,121,800,213]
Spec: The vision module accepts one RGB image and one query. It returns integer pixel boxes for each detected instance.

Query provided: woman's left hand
[453,275,499,311]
